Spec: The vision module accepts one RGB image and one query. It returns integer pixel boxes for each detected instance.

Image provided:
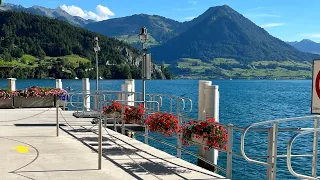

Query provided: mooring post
[125,79,135,106]
[7,78,16,92]
[82,78,90,111]
[121,83,132,106]
[55,79,62,89]
[197,80,220,171]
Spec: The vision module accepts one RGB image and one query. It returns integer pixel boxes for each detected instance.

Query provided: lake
[0,79,315,179]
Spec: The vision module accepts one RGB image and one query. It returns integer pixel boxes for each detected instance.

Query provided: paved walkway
[0,108,227,180]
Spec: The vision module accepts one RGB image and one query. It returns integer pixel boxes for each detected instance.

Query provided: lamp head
[139,26,148,41]
[93,37,100,52]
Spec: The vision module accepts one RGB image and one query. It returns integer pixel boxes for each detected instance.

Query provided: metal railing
[58,91,320,180]
[241,115,320,180]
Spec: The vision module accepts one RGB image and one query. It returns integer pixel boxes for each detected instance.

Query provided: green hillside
[0,11,149,79]
[171,58,312,79]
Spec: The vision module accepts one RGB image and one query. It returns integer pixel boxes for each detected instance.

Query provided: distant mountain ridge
[2,2,318,79]
[85,14,182,45]
[151,5,318,64]
[0,3,94,27]
[287,39,320,55]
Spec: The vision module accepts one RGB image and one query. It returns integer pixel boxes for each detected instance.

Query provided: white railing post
[82,78,90,111]
[121,103,125,135]
[312,117,319,177]
[226,124,233,179]
[266,122,279,180]
[144,111,149,145]
[56,98,59,137]
[177,99,182,158]
[7,78,16,91]
[98,99,102,170]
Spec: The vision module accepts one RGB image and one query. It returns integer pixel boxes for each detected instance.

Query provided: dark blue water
[0,79,316,179]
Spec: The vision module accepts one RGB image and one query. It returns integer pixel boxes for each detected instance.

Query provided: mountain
[0,11,163,79]
[287,39,320,55]
[85,14,182,46]
[0,3,94,27]
[151,5,319,64]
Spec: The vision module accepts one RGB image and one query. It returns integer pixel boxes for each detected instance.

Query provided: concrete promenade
[0,108,227,180]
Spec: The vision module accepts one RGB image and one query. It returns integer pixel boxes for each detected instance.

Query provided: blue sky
[4,0,320,42]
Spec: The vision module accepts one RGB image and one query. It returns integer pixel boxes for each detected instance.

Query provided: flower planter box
[0,98,14,109]
[14,96,55,108]
[105,112,121,118]
[191,134,208,145]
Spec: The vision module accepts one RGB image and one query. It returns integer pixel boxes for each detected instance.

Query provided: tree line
[0,11,172,79]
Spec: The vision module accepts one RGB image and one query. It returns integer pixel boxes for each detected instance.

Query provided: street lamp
[93,37,100,93]
[93,37,102,170]
[139,27,148,108]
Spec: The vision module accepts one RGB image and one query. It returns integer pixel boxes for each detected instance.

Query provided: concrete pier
[0,108,227,180]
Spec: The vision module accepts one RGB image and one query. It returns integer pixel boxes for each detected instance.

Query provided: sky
[3,0,320,43]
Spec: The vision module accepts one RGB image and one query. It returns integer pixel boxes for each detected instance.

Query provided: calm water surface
[0,79,315,179]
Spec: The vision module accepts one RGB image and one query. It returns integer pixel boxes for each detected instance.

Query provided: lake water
[0,79,316,179]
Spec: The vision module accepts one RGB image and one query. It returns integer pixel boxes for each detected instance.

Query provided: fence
[56,91,320,180]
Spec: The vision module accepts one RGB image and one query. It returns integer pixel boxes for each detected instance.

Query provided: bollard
[7,78,16,92]
[125,79,135,106]
[55,79,62,89]
[197,80,219,171]
[121,83,132,106]
[198,81,212,120]
[82,78,90,111]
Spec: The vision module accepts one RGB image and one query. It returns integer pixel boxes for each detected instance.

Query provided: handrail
[61,90,320,179]
[241,115,320,167]
[287,128,320,180]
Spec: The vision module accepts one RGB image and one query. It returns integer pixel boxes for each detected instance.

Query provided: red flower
[123,104,144,124]
[180,117,228,151]
[146,112,178,137]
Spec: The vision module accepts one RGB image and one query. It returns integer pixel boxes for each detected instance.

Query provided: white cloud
[261,23,285,28]
[188,0,198,5]
[300,33,320,38]
[184,16,196,20]
[60,4,115,21]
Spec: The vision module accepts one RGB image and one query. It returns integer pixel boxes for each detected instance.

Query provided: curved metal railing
[241,115,320,180]
[287,128,320,180]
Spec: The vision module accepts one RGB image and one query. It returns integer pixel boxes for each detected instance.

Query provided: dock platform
[0,108,227,180]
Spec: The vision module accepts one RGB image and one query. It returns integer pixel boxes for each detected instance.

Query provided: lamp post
[93,37,100,94]
[93,37,102,170]
[139,27,148,108]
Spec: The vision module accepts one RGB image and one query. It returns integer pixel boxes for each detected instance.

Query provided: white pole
[55,79,62,89]
[125,79,135,106]
[204,85,220,165]
[82,78,90,111]
[121,83,132,106]
[7,78,16,91]
[198,80,212,120]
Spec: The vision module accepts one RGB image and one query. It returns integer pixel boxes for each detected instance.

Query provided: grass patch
[0,54,90,69]
[173,58,312,79]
